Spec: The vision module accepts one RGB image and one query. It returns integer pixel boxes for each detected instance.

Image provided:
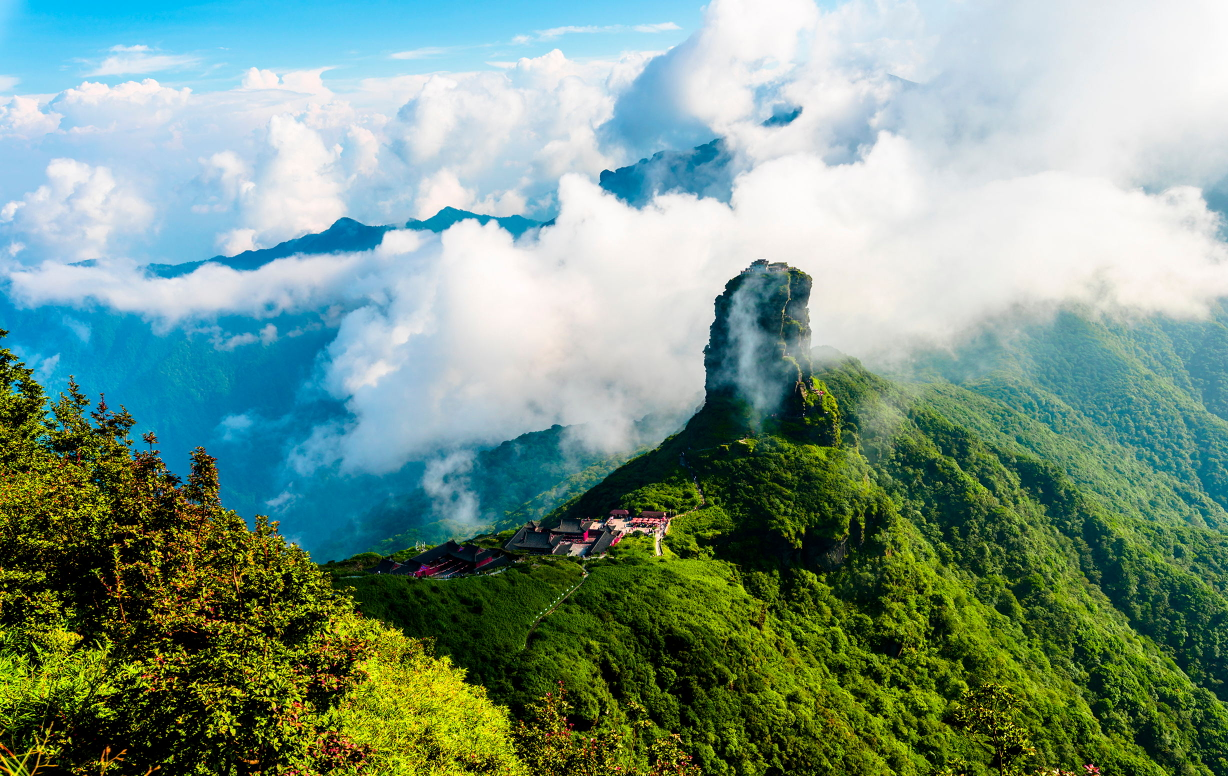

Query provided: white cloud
[7,349,61,383]
[388,49,630,216]
[0,50,635,261]
[216,227,258,254]
[61,316,91,343]
[33,352,59,382]
[192,151,254,214]
[390,47,453,60]
[1,158,152,261]
[52,79,192,132]
[218,412,255,441]
[87,45,200,77]
[239,67,333,95]
[604,0,820,153]
[414,169,474,218]
[0,76,19,92]
[0,96,61,138]
[189,114,349,249]
[420,451,479,524]
[518,22,683,43]
[280,68,334,96]
[342,125,380,179]
[242,114,347,243]
[241,68,282,90]
[634,23,682,33]
[8,247,371,323]
[535,26,604,40]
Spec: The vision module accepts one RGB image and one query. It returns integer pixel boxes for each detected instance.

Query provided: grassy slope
[887,309,1228,698]
[339,559,585,698]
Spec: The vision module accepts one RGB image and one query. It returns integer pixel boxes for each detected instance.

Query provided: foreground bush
[0,334,522,775]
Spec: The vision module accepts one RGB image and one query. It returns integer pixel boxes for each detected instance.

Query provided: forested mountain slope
[343,268,1228,776]
[910,306,1228,529]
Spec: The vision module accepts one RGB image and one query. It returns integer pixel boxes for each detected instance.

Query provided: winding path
[523,453,707,643]
[679,452,709,510]
[523,563,589,649]
[657,451,710,557]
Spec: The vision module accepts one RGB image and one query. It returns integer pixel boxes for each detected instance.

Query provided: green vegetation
[338,559,586,697]
[0,335,523,775]
[949,685,1035,776]
[511,683,701,776]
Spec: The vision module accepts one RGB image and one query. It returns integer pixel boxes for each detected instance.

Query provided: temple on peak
[741,258,790,274]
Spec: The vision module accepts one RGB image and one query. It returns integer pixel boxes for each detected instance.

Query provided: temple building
[372,540,508,579]
[503,510,674,558]
[741,258,789,274]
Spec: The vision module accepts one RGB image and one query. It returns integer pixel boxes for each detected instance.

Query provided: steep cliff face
[702,262,821,423]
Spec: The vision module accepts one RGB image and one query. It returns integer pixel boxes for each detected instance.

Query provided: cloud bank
[8,0,1228,484]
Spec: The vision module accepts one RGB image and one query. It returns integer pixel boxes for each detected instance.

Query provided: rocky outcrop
[703,261,818,419]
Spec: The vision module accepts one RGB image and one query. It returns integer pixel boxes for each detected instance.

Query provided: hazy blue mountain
[147,207,545,278]
[597,107,801,206]
[404,206,543,238]
[148,217,395,278]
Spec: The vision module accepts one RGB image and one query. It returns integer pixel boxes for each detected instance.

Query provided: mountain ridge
[146,206,546,278]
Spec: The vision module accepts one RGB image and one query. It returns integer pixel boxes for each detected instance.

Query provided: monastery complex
[369,509,674,580]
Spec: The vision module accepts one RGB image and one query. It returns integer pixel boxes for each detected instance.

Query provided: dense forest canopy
[0,332,526,775]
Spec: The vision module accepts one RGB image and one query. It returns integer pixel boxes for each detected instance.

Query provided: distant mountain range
[146,207,548,278]
[147,121,801,281]
[138,115,798,282]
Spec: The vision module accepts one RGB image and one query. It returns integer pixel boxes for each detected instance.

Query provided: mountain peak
[404,207,543,238]
[700,260,834,439]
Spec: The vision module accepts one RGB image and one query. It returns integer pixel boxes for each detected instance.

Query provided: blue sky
[0,0,700,93]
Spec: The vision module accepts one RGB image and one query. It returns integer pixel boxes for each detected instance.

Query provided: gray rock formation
[703,259,816,419]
